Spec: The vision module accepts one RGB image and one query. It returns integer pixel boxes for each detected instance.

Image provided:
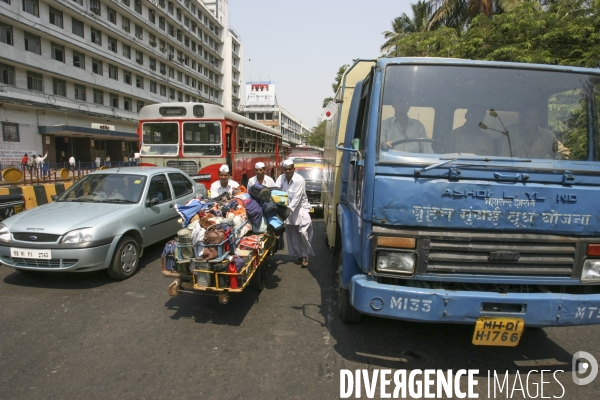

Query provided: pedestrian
[60,150,65,163]
[209,164,240,199]
[28,155,36,175]
[105,155,111,168]
[21,153,28,173]
[247,162,276,188]
[36,152,48,176]
[95,156,101,169]
[275,159,314,268]
[69,155,76,172]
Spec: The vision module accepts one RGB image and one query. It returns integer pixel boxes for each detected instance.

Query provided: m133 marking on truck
[575,307,600,319]
[412,206,591,228]
[390,297,432,312]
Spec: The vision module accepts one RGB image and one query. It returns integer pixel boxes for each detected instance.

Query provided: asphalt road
[1,220,600,399]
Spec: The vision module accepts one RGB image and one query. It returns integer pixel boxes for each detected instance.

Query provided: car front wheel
[107,236,139,280]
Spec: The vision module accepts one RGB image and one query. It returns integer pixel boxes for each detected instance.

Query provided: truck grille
[306,190,321,205]
[424,235,577,277]
[166,160,198,175]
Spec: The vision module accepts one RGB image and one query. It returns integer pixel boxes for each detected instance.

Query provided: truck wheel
[337,253,361,322]
[107,236,140,280]
[253,263,267,291]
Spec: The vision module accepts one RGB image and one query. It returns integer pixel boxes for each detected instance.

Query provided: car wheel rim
[120,244,137,273]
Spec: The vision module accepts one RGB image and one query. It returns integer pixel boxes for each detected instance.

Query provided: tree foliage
[306,120,326,148]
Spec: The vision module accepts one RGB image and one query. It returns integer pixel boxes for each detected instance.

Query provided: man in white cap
[210,164,240,199]
[275,159,314,268]
[247,161,276,188]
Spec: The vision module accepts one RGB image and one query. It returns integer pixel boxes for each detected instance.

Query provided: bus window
[245,127,252,152]
[260,132,266,152]
[251,130,257,153]
[141,122,178,155]
[182,122,222,156]
[237,126,244,152]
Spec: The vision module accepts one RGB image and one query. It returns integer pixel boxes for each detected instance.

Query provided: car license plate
[14,205,23,214]
[309,208,314,213]
[10,248,52,260]
[472,317,524,347]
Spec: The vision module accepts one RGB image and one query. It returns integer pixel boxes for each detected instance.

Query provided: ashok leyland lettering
[325,58,600,346]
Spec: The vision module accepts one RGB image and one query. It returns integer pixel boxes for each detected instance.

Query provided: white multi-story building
[238,81,309,150]
[0,0,241,166]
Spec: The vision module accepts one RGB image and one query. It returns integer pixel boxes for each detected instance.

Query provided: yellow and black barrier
[0,182,73,210]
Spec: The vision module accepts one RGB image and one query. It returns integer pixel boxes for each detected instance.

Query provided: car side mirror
[51,195,58,201]
[145,197,160,207]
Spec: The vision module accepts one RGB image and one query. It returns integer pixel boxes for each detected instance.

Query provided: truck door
[345,73,373,264]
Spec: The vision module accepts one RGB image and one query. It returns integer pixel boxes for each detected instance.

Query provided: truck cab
[327,58,600,346]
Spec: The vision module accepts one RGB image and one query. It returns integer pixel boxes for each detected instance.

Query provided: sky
[228,0,413,129]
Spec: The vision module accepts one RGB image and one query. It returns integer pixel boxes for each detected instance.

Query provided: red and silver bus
[137,103,283,189]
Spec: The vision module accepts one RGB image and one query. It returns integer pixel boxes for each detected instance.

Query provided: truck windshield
[378,65,600,165]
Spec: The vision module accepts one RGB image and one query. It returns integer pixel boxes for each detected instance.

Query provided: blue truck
[322,58,600,346]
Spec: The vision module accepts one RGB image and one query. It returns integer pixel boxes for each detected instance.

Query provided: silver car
[0,167,206,279]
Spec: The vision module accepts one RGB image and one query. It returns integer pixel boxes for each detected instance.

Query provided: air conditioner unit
[160,70,166,75]
[150,65,156,70]
[177,57,184,62]
[160,47,166,52]
[123,26,130,32]
[178,97,183,102]
[136,34,143,40]
[150,42,157,47]
[91,6,100,14]
[170,95,175,99]
[168,54,174,61]
[159,0,165,7]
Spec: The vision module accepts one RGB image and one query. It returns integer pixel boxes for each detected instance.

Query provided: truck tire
[337,253,362,322]
[107,236,140,280]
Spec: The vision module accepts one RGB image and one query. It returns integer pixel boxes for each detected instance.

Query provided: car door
[144,173,177,245]
[167,172,196,205]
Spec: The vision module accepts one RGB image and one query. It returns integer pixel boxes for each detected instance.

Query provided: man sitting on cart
[210,164,240,199]
[247,162,276,188]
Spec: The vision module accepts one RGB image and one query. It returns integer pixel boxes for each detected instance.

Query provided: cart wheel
[254,263,268,291]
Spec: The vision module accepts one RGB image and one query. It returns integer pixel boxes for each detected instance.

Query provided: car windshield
[295,167,323,182]
[57,174,147,203]
[378,65,600,166]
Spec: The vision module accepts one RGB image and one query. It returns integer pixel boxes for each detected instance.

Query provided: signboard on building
[0,149,35,165]
[246,81,276,106]
[91,123,115,131]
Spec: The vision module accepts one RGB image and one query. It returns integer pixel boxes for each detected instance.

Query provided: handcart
[162,226,278,304]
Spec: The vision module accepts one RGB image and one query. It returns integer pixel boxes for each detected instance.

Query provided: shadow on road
[304,221,575,373]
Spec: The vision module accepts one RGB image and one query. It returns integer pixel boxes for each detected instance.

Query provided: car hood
[3,201,135,234]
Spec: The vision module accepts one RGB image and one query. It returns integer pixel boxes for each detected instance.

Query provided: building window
[1,23,13,46]
[92,58,103,75]
[1,0,11,4]
[49,6,63,28]
[72,0,83,5]
[2,122,19,142]
[107,7,117,24]
[160,85,166,96]
[109,64,118,80]
[90,0,101,15]
[191,78,196,89]
[23,0,39,17]
[149,10,155,24]
[24,32,41,54]
[110,93,119,108]
[91,28,102,45]
[159,62,166,75]
[184,16,189,27]
[191,96,196,102]
[169,88,175,99]
[184,94,189,102]
[52,78,66,97]
[74,84,86,101]
[72,18,84,37]
[122,17,130,32]
[159,17,165,31]
[177,91,182,101]
[93,89,103,105]
[149,57,156,70]
[168,2,173,15]
[134,0,142,14]
[108,36,117,52]
[122,0,129,6]
[124,97,132,111]
[137,101,144,112]
[136,50,143,65]
[124,70,131,85]
[185,75,189,86]
[135,24,142,39]
[168,67,174,78]
[1,63,15,85]
[150,81,156,93]
[168,24,174,37]
[123,44,131,59]
[27,70,43,91]
[177,71,182,82]
[176,9,181,22]
[136,75,144,89]
[73,51,85,69]
[51,42,65,62]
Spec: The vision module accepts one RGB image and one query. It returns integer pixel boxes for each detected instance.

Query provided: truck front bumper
[350,275,600,327]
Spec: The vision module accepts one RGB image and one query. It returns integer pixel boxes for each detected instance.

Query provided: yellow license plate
[309,208,314,213]
[14,205,23,213]
[472,317,524,347]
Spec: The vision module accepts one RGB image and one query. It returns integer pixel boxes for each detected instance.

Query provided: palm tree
[380,1,434,56]
[427,0,525,30]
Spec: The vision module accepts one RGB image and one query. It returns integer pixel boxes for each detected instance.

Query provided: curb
[0,182,73,210]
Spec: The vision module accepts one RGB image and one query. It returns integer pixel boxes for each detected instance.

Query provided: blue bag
[267,215,285,236]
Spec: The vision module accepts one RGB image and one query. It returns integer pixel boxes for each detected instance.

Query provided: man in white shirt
[209,164,239,199]
[36,152,48,176]
[275,159,314,268]
[247,162,276,188]
[380,92,433,153]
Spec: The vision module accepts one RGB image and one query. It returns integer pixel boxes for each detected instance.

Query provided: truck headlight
[0,224,10,242]
[376,250,416,275]
[581,260,600,282]
[60,228,93,244]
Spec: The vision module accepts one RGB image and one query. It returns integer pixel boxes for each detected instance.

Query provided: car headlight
[581,260,600,282]
[0,224,10,242]
[376,250,416,275]
[60,228,93,244]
